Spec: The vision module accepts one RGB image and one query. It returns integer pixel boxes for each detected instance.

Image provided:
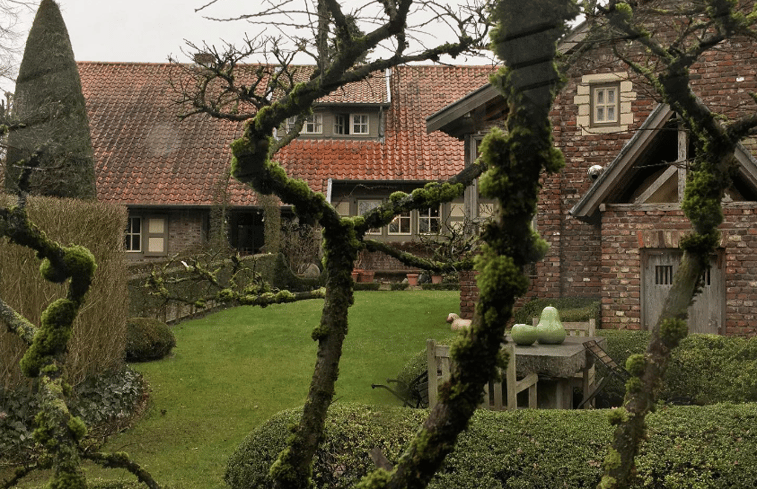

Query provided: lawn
[88,290,460,489]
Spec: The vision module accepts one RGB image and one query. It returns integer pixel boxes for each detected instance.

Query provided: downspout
[326,178,333,204]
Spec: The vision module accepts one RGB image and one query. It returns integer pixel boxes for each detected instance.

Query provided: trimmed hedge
[226,403,757,489]
[125,318,176,362]
[513,297,600,325]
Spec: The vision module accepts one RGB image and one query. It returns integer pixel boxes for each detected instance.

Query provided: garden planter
[352,269,362,282]
[431,274,443,284]
[406,273,419,286]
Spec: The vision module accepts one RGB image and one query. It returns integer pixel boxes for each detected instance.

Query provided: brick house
[80,62,493,272]
[428,22,757,335]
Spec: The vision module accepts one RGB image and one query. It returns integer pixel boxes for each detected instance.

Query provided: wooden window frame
[288,114,323,134]
[351,113,369,135]
[144,216,169,257]
[387,210,412,236]
[125,216,142,252]
[591,83,620,127]
[418,206,442,235]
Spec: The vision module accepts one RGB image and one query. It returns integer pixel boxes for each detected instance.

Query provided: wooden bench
[427,339,538,410]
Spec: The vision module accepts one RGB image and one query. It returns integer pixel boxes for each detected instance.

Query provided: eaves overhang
[426,84,503,139]
[425,22,589,139]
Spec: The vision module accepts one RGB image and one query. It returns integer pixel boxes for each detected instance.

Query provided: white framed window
[358,200,382,235]
[418,206,441,235]
[125,216,141,252]
[592,84,619,126]
[334,113,369,135]
[388,211,411,235]
[288,114,323,134]
[351,114,369,134]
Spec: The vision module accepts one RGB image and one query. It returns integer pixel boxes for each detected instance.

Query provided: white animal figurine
[446,313,472,331]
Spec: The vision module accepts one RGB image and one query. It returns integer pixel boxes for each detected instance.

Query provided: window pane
[596,90,604,104]
[352,114,369,134]
[607,106,615,121]
[596,107,605,121]
[607,88,616,103]
[358,200,382,235]
[148,237,165,253]
[388,212,411,235]
[148,218,165,234]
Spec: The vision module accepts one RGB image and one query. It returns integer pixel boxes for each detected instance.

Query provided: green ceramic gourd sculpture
[536,306,567,344]
[511,324,539,346]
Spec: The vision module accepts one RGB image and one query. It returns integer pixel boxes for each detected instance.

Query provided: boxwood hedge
[226,402,757,489]
[125,317,176,362]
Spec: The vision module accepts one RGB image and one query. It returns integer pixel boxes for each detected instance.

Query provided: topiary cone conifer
[5,0,96,199]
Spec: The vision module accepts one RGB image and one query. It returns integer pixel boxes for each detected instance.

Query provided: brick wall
[600,203,757,335]
[459,270,478,319]
[168,210,207,254]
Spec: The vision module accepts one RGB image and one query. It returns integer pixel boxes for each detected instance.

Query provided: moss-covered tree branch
[353,2,577,488]
[0,296,37,345]
[83,451,162,489]
[364,239,474,273]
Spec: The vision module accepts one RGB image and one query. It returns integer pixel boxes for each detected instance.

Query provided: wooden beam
[633,165,678,204]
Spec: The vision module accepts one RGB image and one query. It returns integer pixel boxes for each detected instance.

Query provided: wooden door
[641,249,724,334]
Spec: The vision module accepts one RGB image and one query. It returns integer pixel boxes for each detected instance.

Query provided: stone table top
[505,335,607,378]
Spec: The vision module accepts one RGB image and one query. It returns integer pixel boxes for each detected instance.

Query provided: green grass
[84,291,460,488]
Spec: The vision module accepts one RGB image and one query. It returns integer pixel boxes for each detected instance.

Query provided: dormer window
[288,114,323,134]
[334,113,370,135]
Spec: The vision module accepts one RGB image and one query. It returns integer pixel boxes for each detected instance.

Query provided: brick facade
[453,24,757,336]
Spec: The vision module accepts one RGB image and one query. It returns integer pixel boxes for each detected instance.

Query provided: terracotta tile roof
[80,62,256,207]
[291,66,390,105]
[278,65,494,190]
[80,62,493,206]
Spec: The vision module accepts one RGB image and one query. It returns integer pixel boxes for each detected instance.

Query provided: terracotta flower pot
[431,274,443,284]
[352,269,362,282]
[406,273,419,286]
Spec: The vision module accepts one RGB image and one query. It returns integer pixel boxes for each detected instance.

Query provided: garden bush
[0,367,146,464]
[663,334,757,405]
[513,297,600,325]
[226,402,757,489]
[421,283,460,291]
[125,317,176,362]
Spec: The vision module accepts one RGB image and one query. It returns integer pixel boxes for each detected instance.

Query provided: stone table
[506,335,607,409]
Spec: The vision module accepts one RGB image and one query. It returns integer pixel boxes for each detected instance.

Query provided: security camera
[588,165,604,181]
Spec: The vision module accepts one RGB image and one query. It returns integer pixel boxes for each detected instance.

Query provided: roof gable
[570,103,757,221]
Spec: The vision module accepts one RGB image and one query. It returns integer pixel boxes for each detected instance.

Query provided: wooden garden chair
[426,339,538,410]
